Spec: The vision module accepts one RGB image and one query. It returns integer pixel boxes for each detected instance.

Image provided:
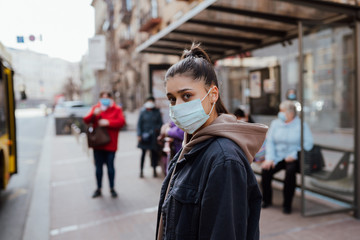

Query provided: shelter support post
[354,21,360,219]
[298,21,306,217]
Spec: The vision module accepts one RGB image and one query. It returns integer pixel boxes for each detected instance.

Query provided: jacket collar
[177,138,215,164]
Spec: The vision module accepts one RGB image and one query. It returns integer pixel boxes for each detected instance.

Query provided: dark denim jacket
[156,137,262,240]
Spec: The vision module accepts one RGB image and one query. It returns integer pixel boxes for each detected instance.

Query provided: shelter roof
[136,0,360,61]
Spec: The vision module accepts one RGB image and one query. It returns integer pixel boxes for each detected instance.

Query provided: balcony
[139,11,162,32]
[120,9,132,25]
[119,38,134,49]
[119,29,134,49]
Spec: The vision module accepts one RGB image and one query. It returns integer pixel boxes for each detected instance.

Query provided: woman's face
[100,93,110,99]
[166,75,216,114]
[279,108,295,122]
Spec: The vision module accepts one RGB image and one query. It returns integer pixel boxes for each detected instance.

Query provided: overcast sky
[0,0,95,62]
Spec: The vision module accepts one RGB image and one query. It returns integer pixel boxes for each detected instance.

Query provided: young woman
[156,44,268,240]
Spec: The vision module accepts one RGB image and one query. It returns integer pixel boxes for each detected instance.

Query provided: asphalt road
[0,110,48,240]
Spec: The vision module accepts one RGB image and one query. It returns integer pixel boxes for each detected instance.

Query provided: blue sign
[17,36,24,43]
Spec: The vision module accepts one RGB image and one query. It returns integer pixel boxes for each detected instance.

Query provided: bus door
[0,62,17,189]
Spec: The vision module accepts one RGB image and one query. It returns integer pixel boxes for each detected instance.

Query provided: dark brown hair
[99,91,112,98]
[165,43,228,114]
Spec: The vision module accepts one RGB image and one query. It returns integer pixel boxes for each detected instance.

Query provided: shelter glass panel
[301,26,355,215]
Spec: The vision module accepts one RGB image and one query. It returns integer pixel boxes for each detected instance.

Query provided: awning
[136,0,360,61]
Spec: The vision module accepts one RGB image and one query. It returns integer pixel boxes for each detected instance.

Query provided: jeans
[93,150,116,189]
[261,160,300,209]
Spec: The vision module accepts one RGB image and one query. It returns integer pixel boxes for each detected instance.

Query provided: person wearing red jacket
[83,91,126,198]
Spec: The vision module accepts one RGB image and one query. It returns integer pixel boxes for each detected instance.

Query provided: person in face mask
[155,43,268,240]
[83,91,126,198]
[137,96,163,178]
[233,107,255,123]
[261,100,313,214]
[286,89,297,101]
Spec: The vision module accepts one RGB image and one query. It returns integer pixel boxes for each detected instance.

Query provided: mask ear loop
[201,87,213,102]
[208,101,216,116]
[201,87,216,116]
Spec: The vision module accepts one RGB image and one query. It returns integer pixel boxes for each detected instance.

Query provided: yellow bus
[0,44,17,189]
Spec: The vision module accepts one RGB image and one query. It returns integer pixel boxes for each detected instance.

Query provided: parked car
[53,101,91,135]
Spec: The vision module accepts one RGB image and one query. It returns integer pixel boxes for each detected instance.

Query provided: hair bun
[181,43,212,64]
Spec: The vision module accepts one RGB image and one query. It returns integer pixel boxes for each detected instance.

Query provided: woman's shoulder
[205,137,247,166]
[270,118,282,127]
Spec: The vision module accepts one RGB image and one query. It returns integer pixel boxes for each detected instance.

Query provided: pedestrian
[156,43,268,240]
[157,121,184,175]
[83,91,126,198]
[137,96,163,178]
[234,107,255,123]
[261,100,313,214]
[158,121,184,158]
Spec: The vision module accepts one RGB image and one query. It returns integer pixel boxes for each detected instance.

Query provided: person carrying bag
[86,115,111,148]
[83,91,126,198]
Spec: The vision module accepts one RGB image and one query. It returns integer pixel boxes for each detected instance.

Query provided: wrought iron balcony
[119,34,134,49]
[120,8,132,25]
[139,10,162,32]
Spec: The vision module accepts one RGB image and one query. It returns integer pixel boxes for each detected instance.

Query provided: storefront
[136,0,360,218]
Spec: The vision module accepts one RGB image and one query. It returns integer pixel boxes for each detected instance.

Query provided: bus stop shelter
[136,0,360,218]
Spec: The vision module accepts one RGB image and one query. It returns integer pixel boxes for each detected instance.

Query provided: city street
[0,110,48,240]
[0,110,360,240]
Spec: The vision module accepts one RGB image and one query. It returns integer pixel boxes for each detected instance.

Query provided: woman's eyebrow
[166,88,193,97]
[177,88,192,93]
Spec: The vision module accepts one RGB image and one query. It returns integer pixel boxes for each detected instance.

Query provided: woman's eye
[168,97,176,105]
[183,93,192,101]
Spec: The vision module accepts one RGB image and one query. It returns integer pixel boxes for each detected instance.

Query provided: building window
[151,0,158,18]
[126,0,132,11]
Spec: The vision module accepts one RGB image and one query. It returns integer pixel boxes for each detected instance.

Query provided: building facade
[8,48,80,104]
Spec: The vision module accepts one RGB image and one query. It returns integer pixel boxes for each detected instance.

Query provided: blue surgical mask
[169,88,215,134]
[287,93,296,100]
[278,112,287,122]
[100,98,111,107]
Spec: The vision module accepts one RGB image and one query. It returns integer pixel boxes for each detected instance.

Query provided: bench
[251,144,354,197]
[309,144,352,181]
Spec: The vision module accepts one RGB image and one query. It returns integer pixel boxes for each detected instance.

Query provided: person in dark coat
[137,96,163,178]
[234,107,255,123]
[155,43,268,240]
[83,91,126,198]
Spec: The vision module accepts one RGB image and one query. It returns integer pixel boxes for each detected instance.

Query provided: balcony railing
[119,29,134,49]
[119,38,134,49]
[139,10,162,32]
[120,8,132,25]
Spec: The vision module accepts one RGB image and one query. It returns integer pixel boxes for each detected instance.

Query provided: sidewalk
[48,110,163,240]
[28,110,360,240]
